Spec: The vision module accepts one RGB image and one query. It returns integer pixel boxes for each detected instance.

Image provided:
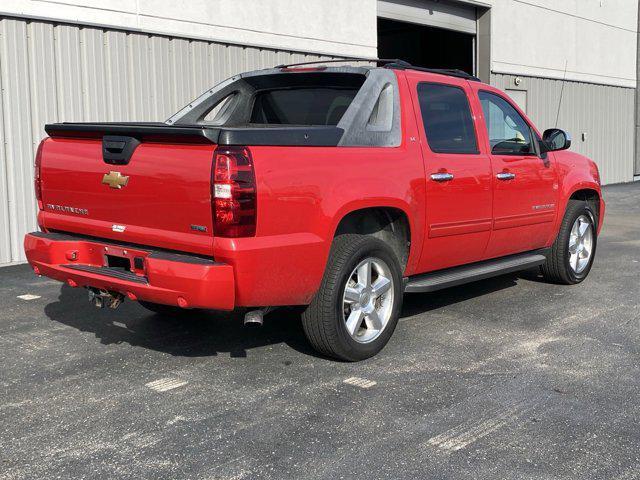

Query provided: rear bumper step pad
[64,264,149,284]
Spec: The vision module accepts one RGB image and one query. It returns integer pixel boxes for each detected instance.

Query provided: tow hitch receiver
[88,288,125,309]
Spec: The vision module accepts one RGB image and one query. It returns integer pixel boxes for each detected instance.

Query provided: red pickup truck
[25,61,604,361]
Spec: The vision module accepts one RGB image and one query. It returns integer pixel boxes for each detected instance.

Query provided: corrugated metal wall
[0,16,635,266]
[492,73,636,186]
[0,16,334,266]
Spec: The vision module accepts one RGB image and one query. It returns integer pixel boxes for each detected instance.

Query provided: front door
[475,89,559,258]
[408,73,493,273]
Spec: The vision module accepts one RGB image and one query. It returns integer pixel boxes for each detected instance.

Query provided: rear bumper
[24,232,235,310]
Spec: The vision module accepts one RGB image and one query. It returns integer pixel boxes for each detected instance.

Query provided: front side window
[479,91,533,155]
[417,83,478,154]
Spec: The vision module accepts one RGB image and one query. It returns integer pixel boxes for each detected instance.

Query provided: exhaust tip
[244,310,264,326]
[87,288,124,309]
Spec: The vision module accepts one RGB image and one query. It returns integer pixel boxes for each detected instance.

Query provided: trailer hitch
[87,288,125,309]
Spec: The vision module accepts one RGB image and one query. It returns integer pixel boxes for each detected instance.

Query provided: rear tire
[302,234,403,361]
[541,199,597,284]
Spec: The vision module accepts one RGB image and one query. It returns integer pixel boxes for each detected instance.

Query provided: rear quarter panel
[216,74,427,306]
[216,141,426,306]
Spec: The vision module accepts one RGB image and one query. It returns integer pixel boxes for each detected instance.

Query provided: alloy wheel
[342,257,395,344]
[568,214,594,274]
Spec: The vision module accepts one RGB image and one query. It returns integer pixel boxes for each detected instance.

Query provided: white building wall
[489,0,637,88]
[486,0,638,185]
[494,73,635,185]
[1,0,378,58]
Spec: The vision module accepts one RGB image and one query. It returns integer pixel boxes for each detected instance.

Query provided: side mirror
[542,128,571,152]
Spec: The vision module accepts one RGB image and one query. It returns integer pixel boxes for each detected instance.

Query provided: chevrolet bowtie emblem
[102,171,129,189]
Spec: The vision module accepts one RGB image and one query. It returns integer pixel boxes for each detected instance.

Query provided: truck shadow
[401,269,540,317]
[44,272,532,359]
[44,284,317,358]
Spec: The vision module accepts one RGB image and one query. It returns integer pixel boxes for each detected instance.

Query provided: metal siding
[1,19,35,263]
[377,0,478,34]
[0,21,13,264]
[81,28,109,121]
[492,73,635,186]
[0,16,334,265]
[636,5,640,177]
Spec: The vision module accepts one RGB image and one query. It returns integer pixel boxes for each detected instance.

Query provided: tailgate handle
[104,140,126,152]
[102,135,141,165]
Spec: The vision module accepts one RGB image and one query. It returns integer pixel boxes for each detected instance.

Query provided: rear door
[407,72,493,273]
[471,87,559,258]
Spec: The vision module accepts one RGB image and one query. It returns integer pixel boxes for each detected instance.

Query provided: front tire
[302,234,404,361]
[541,199,598,284]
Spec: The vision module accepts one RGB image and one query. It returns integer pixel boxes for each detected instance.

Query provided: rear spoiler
[44,123,344,147]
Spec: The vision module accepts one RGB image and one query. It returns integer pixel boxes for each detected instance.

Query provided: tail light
[34,138,46,210]
[212,146,257,237]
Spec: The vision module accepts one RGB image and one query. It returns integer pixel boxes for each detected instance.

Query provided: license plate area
[102,245,147,275]
[105,254,131,271]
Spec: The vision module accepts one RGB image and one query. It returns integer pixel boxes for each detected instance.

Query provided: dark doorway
[377,17,474,75]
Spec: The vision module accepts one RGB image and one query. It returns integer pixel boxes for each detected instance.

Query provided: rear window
[250,88,358,125]
[168,71,367,127]
[417,83,478,154]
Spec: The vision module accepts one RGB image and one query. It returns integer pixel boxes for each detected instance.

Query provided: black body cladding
[102,136,140,165]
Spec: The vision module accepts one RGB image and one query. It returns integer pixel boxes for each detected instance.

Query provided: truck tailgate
[39,137,215,256]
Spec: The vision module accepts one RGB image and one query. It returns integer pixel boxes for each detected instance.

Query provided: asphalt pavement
[1,183,639,480]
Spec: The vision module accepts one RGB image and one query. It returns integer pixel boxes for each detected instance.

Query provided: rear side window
[250,88,359,125]
[417,83,478,154]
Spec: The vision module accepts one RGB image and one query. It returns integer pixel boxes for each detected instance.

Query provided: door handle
[430,172,454,182]
[496,172,516,181]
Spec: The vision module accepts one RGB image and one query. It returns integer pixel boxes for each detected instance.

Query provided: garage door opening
[377,17,474,75]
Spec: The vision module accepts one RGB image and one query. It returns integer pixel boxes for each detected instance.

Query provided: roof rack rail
[273,58,393,69]
[272,58,481,82]
[382,61,481,81]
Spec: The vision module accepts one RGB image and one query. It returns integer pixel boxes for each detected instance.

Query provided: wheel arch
[568,188,601,223]
[333,206,412,272]
[542,192,599,285]
[552,182,603,242]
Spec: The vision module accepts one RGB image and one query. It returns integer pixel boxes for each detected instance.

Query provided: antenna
[555,60,568,128]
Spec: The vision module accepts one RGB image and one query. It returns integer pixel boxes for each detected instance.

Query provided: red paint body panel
[404,71,494,272]
[24,233,235,310]
[209,73,426,306]
[25,69,605,310]
[553,150,606,236]
[466,82,561,258]
[39,138,215,256]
